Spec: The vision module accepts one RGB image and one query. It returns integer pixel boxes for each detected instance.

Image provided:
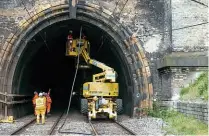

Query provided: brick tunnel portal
[14,20,132,114]
[0,4,152,118]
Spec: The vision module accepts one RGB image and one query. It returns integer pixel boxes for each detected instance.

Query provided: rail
[11,118,36,135]
[89,120,137,135]
[48,113,64,135]
[11,113,64,135]
[89,121,99,136]
[114,120,137,135]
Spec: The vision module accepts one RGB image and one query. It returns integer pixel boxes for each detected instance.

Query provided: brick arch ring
[0,3,153,116]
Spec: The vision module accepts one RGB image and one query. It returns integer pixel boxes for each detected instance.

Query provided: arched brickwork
[0,3,153,116]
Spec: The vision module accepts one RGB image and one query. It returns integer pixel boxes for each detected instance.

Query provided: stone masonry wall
[0,0,166,104]
[161,101,208,124]
[0,0,208,106]
[170,67,208,101]
[172,0,208,52]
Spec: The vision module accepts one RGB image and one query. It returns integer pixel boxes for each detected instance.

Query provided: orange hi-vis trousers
[47,103,51,113]
[46,96,52,113]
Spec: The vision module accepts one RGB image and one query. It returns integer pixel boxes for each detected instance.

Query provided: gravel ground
[0,111,167,135]
[0,115,34,135]
[53,110,92,135]
[120,115,167,135]
[92,120,131,135]
[19,113,63,135]
[54,111,167,135]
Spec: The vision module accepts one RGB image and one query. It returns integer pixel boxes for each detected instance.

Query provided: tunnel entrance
[0,4,152,118]
[13,20,131,114]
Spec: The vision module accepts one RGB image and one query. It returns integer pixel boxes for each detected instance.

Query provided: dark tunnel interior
[13,20,132,115]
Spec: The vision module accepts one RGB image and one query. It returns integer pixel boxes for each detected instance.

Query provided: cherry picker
[65,33,123,121]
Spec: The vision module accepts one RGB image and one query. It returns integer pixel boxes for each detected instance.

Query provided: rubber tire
[80,98,88,114]
[116,99,123,115]
[88,114,91,121]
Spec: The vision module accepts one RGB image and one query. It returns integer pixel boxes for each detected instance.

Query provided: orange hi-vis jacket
[32,94,39,105]
[35,97,46,110]
[46,95,52,103]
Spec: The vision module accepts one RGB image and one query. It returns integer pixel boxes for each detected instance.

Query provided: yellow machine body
[83,82,119,97]
[88,98,117,120]
[0,116,14,123]
[66,38,89,57]
[66,37,121,120]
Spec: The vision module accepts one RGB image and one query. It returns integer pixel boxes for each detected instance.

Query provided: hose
[58,26,82,133]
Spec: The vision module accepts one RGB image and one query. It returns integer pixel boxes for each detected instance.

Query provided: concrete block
[201,104,208,109]
[204,117,208,121]
[203,109,208,113]
[186,110,190,114]
[198,115,204,120]
[188,110,193,114]
[176,102,181,107]
[196,111,203,116]
[203,120,208,124]
[194,104,202,108]
[195,107,202,112]
[187,107,193,111]
[192,111,198,115]
[189,104,195,108]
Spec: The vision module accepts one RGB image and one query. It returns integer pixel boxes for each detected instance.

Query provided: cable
[118,0,129,17]
[96,0,101,8]
[58,26,82,133]
[136,22,209,38]
[190,0,208,7]
[20,0,50,51]
[112,0,120,15]
[172,22,208,31]
[96,35,104,54]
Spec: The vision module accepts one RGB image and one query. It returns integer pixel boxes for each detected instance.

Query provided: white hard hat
[39,93,43,96]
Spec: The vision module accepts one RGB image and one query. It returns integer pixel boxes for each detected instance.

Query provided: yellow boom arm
[79,46,116,82]
[66,39,117,82]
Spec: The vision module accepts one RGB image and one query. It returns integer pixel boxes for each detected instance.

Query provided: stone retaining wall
[160,101,208,124]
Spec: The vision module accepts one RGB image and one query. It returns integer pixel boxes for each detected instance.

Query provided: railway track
[89,119,137,135]
[11,110,136,135]
[11,112,64,135]
[57,110,136,135]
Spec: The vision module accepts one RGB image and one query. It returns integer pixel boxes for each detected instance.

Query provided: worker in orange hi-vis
[32,91,39,116]
[46,88,52,115]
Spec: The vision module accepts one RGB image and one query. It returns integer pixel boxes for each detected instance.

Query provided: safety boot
[42,115,45,124]
[36,119,40,125]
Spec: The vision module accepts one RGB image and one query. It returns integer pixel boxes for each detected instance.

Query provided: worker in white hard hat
[35,92,47,124]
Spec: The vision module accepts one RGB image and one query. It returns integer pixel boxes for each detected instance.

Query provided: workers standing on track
[46,89,52,115]
[35,93,47,124]
[32,91,39,116]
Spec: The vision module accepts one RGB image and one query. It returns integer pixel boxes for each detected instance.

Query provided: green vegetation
[148,102,208,135]
[180,72,208,101]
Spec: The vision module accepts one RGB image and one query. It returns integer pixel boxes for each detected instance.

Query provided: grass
[180,72,208,101]
[163,110,208,135]
[148,103,208,135]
